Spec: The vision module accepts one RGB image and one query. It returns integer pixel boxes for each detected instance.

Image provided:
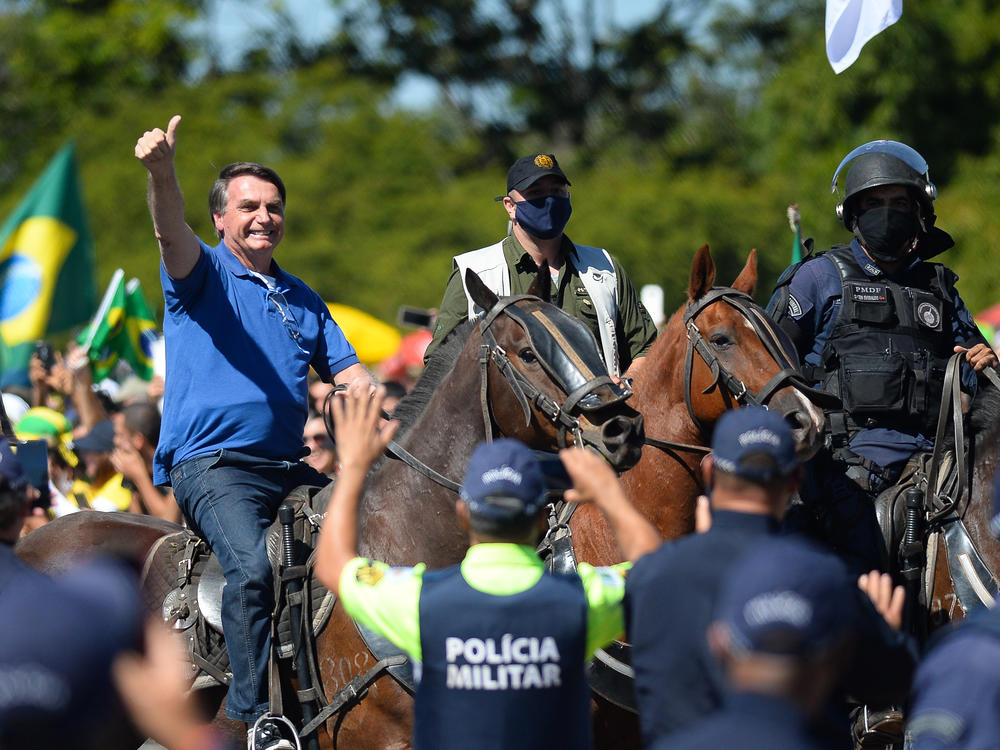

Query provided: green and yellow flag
[787,204,803,265]
[78,270,159,381]
[0,144,97,385]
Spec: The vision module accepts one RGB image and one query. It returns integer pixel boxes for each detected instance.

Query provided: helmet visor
[831,140,931,196]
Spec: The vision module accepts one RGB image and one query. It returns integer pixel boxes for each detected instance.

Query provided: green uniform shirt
[339,543,629,662]
[426,234,658,370]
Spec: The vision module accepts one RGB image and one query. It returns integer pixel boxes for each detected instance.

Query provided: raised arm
[314,381,398,592]
[134,115,200,279]
[559,447,661,562]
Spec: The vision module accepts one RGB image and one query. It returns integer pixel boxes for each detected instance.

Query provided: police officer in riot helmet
[767,140,997,574]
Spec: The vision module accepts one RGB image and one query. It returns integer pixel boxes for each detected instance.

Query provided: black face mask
[854,207,920,264]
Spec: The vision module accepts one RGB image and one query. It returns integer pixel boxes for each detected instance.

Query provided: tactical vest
[414,565,590,750]
[454,241,622,375]
[819,245,957,439]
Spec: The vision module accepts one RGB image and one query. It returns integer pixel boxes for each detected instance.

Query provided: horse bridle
[645,286,819,457]
[385,294,632,492]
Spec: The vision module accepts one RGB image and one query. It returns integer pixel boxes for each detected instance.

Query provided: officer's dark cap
[716,538,855,656]
[506,154,571,194]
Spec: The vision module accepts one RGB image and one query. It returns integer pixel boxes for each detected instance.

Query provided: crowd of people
[1,117,999,750]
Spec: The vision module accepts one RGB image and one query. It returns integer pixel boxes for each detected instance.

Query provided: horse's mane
[357,320,475,510]
[970,382,1000,450]
[388,319,476,439]
[938,381,1000,453]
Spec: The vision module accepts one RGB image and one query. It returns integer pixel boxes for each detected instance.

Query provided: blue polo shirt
[154,239,358,484]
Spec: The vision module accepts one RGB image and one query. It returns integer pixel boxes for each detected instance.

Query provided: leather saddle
[140,485,337,689]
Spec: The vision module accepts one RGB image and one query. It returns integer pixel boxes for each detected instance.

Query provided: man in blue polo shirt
[314,381,661,750]
[135,115,369,749]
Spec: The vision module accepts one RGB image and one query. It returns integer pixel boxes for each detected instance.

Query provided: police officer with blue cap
[626,406,914,746]
[906,471,1000,749]
[315,381,660,750]
[626,406,805,744]
[767,140,997,574]
[652,538,868,750]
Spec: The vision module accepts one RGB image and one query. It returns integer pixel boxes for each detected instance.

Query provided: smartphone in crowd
[34,340,55,370]
[398,306,435,330]
[15,439,51,510]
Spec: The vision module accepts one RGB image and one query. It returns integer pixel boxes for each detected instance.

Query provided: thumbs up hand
[135,115,181,173]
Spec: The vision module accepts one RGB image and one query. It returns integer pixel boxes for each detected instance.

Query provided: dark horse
[567,247,830,749]
[919,378,1000,629]
[16,265,646,749]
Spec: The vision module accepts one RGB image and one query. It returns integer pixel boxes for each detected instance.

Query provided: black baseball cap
[506,153,571,194]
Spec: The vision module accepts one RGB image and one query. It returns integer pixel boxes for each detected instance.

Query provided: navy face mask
[855,206,920,264]
[515,196,572,240]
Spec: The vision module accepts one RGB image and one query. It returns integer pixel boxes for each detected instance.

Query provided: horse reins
[382,295,628,493]
[681,286,815,439]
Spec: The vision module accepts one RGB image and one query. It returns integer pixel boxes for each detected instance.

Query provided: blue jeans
[170,450,330,722]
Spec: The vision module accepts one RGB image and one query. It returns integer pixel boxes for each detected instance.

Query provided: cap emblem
[534,154,554,169]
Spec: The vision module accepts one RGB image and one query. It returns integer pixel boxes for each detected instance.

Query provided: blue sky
[204,0,670,108]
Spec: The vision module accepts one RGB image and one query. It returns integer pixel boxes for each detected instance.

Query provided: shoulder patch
[355,563,385,586]
[595,567,626,587]
[787,294,803,318]
[907,710,964,742]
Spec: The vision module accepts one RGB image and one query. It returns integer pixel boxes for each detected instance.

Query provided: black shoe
[248,717,296,750]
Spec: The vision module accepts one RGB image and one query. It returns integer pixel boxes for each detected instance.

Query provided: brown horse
[572,246,826,567]
[15,266,646,749]
[919,378,1000,630]
[567,247,829,749]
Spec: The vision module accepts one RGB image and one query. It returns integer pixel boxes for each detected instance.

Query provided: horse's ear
[465,268,500,312]
[731,249,758,296]
[526,261,551,302]
[688,245,716,302]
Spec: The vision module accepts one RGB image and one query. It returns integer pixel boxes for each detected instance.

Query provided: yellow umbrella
[326,303,401,365]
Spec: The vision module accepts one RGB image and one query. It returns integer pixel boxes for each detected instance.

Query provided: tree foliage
[1,0,999,338]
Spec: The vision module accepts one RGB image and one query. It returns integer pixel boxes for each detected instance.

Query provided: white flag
[826,0,902,74]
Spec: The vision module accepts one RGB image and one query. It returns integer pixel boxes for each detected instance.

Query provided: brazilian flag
[0,144,97,386]
[78,270,159,381]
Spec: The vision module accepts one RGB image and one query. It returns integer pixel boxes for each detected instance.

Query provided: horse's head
[465,266,645,471]
[675,245,833,460]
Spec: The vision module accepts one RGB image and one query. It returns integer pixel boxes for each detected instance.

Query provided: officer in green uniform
[425,153,658,378]
[315,382,661,750]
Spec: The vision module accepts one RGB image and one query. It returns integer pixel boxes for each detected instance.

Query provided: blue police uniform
[625,510,779,742]
[649,692,827,750]
[768,240,983,471]
[626,511,915,746]
[415,564,590,750]
[908,607,1000,749]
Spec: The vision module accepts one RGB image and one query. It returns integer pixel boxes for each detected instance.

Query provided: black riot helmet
[831,140,938,230]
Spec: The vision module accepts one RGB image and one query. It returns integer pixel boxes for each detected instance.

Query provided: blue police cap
[711,406,798,482]
[0,438,24,486]
[716,538,855,656]
[460,439,547,521]
[0,557,142,746]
